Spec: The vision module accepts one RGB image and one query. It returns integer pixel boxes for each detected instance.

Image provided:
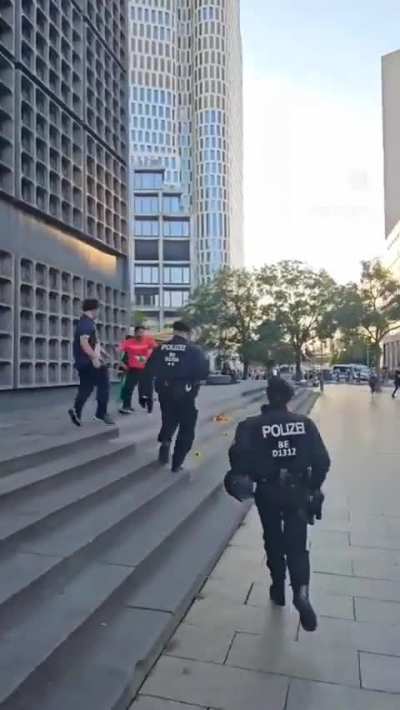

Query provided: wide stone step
[0,438,136,497]
[0,443,160,543]
[0,424,119,475]
[0,463,186,606]
[0,440,235,707]
[0,420,234,609]
[2,487,246,710]
[0,388,317,710]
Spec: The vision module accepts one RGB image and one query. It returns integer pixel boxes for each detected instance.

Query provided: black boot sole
[294,598,318,632]
[158,444,170,466]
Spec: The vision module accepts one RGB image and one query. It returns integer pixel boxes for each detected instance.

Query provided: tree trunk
[374,342,382,391]
[243,361,249,380]
[294,349,302,381]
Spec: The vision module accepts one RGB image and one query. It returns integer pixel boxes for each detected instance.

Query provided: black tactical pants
[158,388,198,467]
[255,485,310,592]
[120,369,145,408]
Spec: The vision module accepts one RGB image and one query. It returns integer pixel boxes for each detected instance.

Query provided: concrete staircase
[0,386,317,710]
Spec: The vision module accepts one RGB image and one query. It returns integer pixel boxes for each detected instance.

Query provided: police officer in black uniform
[144,321,209,472]
[228,376,330,631]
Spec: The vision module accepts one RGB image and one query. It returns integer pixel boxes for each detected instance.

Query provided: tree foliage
[244,320,294,367]
[182,268,261,376]
[259,260,338,377]
[336,260,400,371]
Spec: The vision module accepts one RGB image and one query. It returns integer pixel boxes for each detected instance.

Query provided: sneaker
[119,407,133,414]
[158,442,171,466]
[68,408,81,427]
[94,414,115,426]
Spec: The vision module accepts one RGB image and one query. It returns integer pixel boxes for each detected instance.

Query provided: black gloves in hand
[306,489,325,525]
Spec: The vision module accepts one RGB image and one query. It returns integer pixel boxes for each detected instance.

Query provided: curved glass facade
[129,0,243,284]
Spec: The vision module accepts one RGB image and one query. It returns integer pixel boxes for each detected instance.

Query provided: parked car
[332,364,370,381]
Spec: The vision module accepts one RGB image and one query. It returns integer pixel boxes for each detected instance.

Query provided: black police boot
[269,583,285,607]
[171,452,185,473]
[158,442,171,466]
[293,585,318,632]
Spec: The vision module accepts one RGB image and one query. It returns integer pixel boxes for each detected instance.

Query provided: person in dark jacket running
[228,376,330,632]
[144,321,209,472]
[392,366,400,398]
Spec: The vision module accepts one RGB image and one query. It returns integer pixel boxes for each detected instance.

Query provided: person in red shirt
[119,326,156,414]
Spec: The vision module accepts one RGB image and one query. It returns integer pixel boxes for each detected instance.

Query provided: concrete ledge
[0,425,119,476]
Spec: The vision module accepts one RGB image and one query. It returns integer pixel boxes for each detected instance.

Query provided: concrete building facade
[0,0,129,390]
[129,0,243,285]
[382,50,400,369]
[133,167,191,329]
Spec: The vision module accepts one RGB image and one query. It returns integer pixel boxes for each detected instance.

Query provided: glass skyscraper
[129,0,243,285]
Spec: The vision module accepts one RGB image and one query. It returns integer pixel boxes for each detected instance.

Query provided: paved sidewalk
[133,386,400,709]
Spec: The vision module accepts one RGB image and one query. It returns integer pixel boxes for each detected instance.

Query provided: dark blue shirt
[73,315,97,369]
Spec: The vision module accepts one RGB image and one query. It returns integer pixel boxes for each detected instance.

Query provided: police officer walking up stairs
[144,321,209,472]
[227,377,330,632]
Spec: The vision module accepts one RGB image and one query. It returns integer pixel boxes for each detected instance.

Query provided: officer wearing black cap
[144,321,209,472]
[228,376,330,632]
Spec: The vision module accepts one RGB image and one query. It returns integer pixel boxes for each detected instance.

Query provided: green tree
[259,260,338,379]
[182,268,261,378]
[130,308,146,327]
[244,320,294,369]
[331,333,370,365]
[336,260,400,375]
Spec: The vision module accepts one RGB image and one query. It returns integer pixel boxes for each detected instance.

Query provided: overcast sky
[241,0,400,282]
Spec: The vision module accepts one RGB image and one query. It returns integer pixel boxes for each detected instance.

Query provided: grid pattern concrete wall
[0,0,129,389]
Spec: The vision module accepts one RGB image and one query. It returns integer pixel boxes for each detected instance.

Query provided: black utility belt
[160,380,195,390]
[258,470,307,487]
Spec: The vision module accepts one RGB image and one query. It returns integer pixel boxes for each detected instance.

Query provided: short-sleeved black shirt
[73,315,97,369]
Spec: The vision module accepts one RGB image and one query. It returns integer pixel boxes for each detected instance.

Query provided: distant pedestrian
[318,371,324,392]
[118,325,156,414]
[68,299,114,427]
[392,365,400,399]
[369,370,378,395]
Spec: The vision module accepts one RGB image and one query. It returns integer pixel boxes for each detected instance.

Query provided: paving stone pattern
[136,387,400,709]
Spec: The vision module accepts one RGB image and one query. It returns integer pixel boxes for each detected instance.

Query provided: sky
[241,0,400,282]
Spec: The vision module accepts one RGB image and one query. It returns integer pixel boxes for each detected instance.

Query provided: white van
[332,364,370,381]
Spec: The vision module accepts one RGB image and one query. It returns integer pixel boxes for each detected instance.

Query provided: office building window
[164,266,190,284]
[134,171,163,189]
[163,219,190,237]
[163,241,190,261]
[163,290,190,308]
[135,287,160,307]
[134,218,159,236]
[135,240,159,260]
[134,194,159,213]
[135,265,159,284]
[162,194,182,213]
